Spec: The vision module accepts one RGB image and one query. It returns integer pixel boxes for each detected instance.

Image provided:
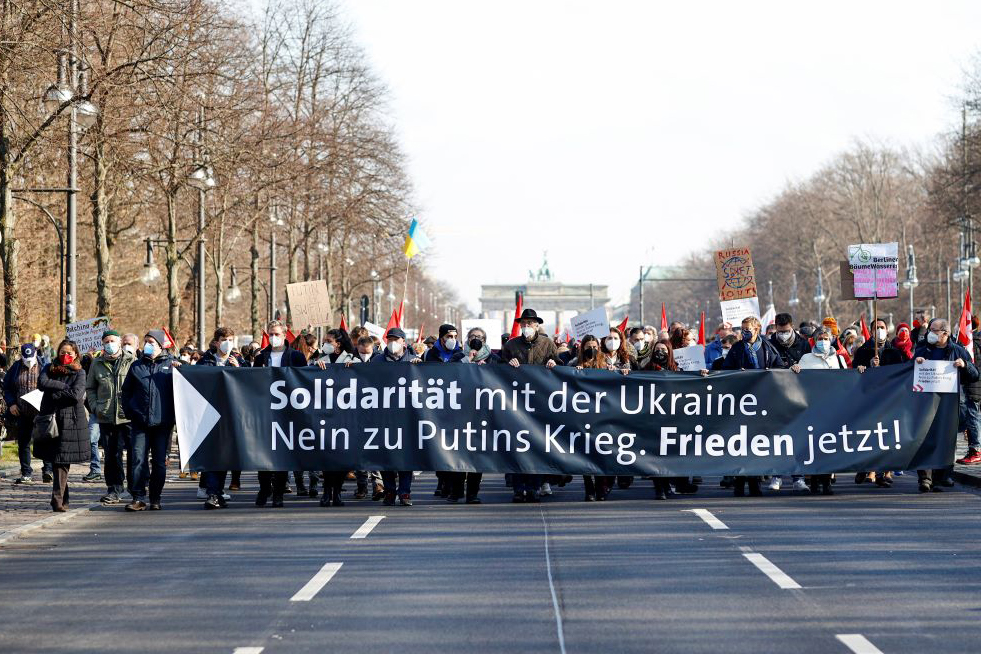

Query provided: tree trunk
[0,140,20,346]
[166,191,180,335]
[92,128,112,318]
[250,215,260,338]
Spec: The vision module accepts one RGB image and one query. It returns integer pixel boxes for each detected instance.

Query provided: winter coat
[122,353,176,428]
[424,340,465,363]
[966,331,981,403]
[703,339,725,366]
[197,349,248,368]
[252,346,307,368]
[85,351,135,424]
[32,363,89,465]
[914,340,980,386]
[850,339,908,369]
[722,337,787,370]
[370,347,418,363]
[797,351,848,370]
[500,333,561,366]
[769,331,811,367]
[2,358,44,410]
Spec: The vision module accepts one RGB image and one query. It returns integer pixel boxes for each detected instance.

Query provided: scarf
[746,337,762,369]
[893,322,913,359]
[470,343,492,363]
[50,361,82,376]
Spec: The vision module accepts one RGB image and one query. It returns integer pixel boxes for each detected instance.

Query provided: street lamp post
[788,272,799,308]
[902,244,918,326]
[186,105,216,349]
[813,266,826,317]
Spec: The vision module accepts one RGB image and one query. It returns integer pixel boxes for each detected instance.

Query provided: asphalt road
[1,473,979,654]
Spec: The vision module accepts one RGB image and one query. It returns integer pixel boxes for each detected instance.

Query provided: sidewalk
[0,464,108,538]
[952,438,981,487]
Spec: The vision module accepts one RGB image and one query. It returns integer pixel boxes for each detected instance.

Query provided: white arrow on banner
[173,368,222,471]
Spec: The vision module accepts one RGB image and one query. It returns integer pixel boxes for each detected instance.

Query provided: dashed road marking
[836,634,884,653]
[685,508,729,530]
[351,515,385,539]
[742,551,802,589]
[289,562,343,602]
[232,648,264,654]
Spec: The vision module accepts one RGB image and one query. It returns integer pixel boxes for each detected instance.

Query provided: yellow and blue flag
[402,218,431,259]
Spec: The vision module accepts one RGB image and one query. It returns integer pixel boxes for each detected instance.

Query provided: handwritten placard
[848,243,899,299]
[286,280,331,328]
[715,247,758,301]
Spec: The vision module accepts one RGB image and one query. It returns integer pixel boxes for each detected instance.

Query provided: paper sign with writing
[363,321,386,340]
[286,280,331,328]
[673,345,706,372]
[570,307,610,341]
[848,243,899,299]
[720,297,761,326]
[461,319,503,350]
[715,247,758,301]
[912,360,959,393]
[66,316,112,354]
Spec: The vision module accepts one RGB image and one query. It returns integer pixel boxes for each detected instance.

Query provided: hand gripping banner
[174,362,958,476]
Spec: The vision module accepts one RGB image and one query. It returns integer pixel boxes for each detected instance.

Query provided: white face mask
[720,348,730,358]
[23,356,36,368]
[632,339,645,350]
[644,334,653,343]
[605,337,620,351]
[814,340,831,355]
[444,338,457,351]
[521,326,536,339]
[927,331,940,345]
[359,350,372,361]
[776,331,793,343]
[388,340,403,355]
[123,344,136,356]
[219,340,234,355]
[270,335,285,348]
[104,341,120,356]
[876,328,887,341]
[322,343,335,355]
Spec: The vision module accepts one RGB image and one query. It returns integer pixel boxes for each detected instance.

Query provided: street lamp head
[141,263,161,286]
[225,284,242,304]
[43,83,73,113]
[187,164,209,190]
[75,99,99,129]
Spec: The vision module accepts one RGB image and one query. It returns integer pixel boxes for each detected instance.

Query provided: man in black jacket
[252,320,307,507]
[852,318,906,369]
[957,320,981,465]
[769,313,811,368]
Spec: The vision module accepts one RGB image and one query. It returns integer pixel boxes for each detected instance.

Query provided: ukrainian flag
[402,218,431,259]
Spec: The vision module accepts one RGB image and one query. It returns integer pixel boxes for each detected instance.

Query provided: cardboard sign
[285,280,332,328]
[570,306,610,341]
[912,359,958,393]
[720,297,761,325]
[673,345,706,372]
[363,321,386,340]
[839,261,857,301]
[715,247,758,301]
[848,243,899,299]
[461,319,503,350]
[66,316,111,354]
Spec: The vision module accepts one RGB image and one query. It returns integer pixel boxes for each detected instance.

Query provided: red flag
[260,331,269,349]
[565,330,573,344]
[697,311,706,345]
[509,293,523,340]
[616,315,629,334]
[285,328,296,345]
[162,327,175,350]
[660,303,668,332]
[382,309,399,341]
[554,324,560,337]
[958,289,972,349]
[397,300,405,327]
[339,315,348,332]
[416,322,425,343]
[859,315,871,341]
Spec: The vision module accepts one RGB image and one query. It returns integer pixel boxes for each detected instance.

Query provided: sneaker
[399,493,413,506]
[956,450,981,464]
[196,488,208,499]
[13,476,33,485]
[82,472,102,483]
[125,500,147,511]
[222,492,231,500]
[100,492,120,505]
[204,495,221,510]
[768,476,782,491]
[148,502,162,510]
[540,482,553,496]
[792,478,809,492]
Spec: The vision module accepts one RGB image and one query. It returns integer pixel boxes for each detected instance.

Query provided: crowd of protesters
[2,303,978,513]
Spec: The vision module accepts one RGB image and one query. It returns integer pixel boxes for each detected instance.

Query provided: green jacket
[85,351,135,424]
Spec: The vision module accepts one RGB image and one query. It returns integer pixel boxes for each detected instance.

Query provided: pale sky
[338,0,981,313]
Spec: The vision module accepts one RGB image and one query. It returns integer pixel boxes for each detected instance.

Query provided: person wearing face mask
[425,324,465,363]
[33,340,89,511]
[344,334,385,501]
[370,327,422,506]
[120,330,177,511]
[915,318,979,492]
[501,309,561,503]
[602,327,633,375]
[308,329,356,507]
[314,329,356,368]
[252,320,307,507]
[86,330,136,505]
[851,318,904,369]
[703,323,732,367]
[463,327,500,366]
[571,336,611,500]
[709,334,738,371]
[641,338,695,499]
[769,313,811,368]
[628,327,653,369]
[3,343,53,484]
[121,333,140,358]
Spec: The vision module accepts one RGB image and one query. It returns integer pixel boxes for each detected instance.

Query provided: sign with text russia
[715,247,758,301]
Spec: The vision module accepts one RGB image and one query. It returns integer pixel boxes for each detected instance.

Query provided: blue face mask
[741,329,753,342]
[143,343,157,358]
[814,340,830,354]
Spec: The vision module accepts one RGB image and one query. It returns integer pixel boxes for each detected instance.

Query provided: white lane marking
[685,508,729,530]
[350,515,385,539]
[233,648,264,654]
[742,552,802,589]
[289,562,343,602]
[540,509,567,654]
[836,634,884,654]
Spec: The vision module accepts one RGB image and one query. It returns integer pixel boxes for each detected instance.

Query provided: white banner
[720,297,760,326]
[673,345,706,372]
[570,306,609,341]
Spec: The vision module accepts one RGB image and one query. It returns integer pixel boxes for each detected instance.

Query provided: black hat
[517,308,544,324]
[386,327,406,340]
[438,323,457,338]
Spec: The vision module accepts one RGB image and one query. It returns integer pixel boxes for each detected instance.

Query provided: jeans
[381,471,412,495]
[356,470,382,490]
[101,423,132,494]
[959,393,980,450]
[204,470,227,496]
[88,414,102,475]
[130,424,173,502]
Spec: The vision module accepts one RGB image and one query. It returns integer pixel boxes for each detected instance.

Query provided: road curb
[0,502,100,547]
[952,469,981,488]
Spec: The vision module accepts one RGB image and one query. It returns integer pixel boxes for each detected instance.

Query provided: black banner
[174,362,958,475]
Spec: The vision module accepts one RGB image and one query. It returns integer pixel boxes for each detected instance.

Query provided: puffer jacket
[722,337,787,370]
[33,363,89,465]
[86,351,135,424]
[122,353,176,428]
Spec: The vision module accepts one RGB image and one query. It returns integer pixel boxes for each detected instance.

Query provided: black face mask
[469,338,483,351]
[653,350,668,363]
[583,347,597,359]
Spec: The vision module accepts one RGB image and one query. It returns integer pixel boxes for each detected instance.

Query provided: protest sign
[720,297,760,325]
[839,261,857,301]
[66,316,111,353]
[175,362,957,477]
[848,243,899,299]
[673,345,706,371]
[715,247,758,301]
[913,360,959,393]
[570,306,610,341]
[285,280,331,328]
[363,321,386,340]
[461,319,503,350]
